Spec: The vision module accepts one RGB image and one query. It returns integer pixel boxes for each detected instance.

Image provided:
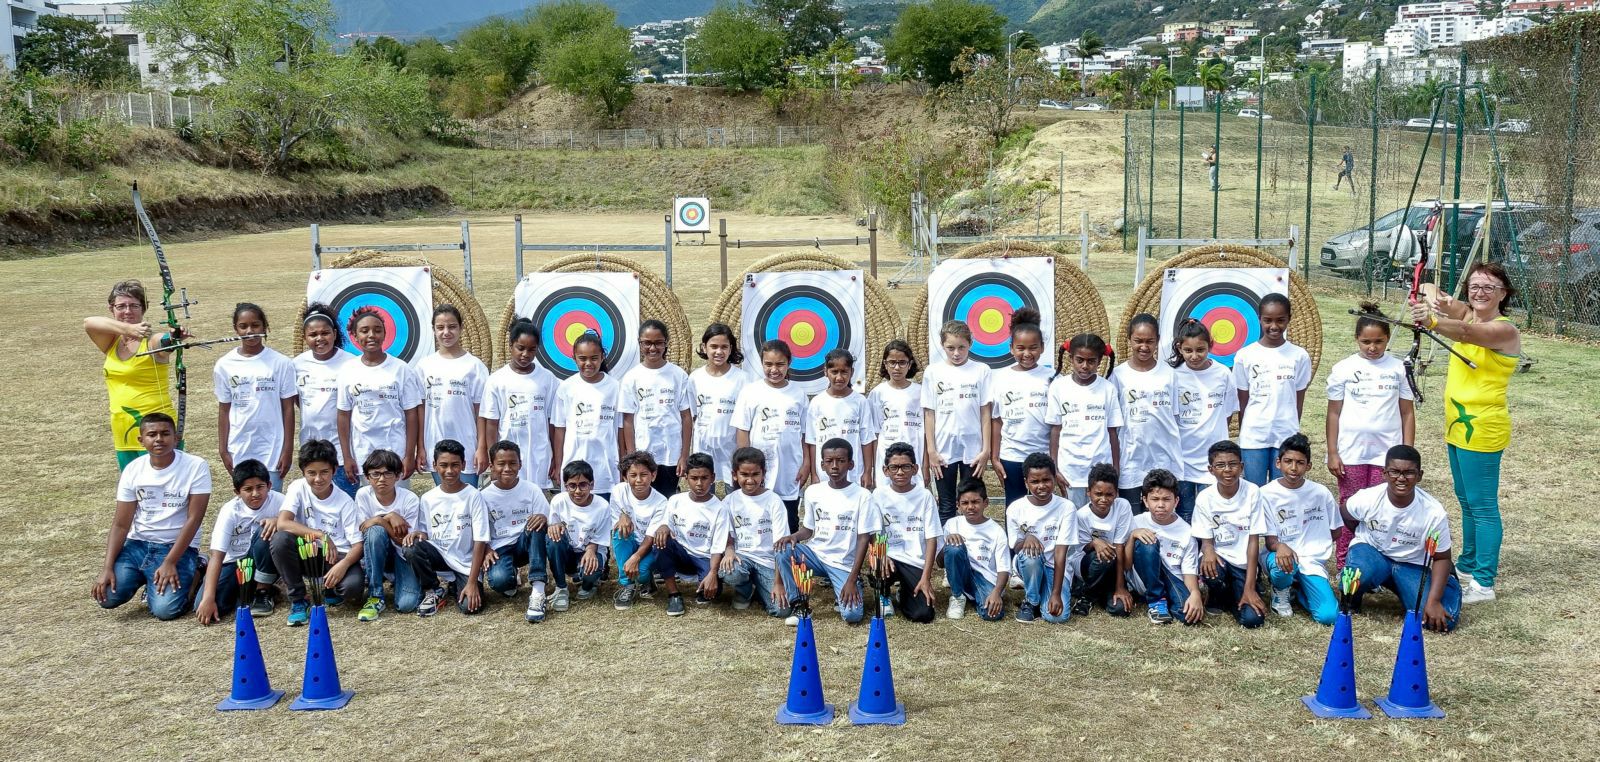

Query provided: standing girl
[805,349,879,489]
[551,332,625,501]
[1171,319,1237,523]
[689,323,749,494]
[336,307,424,483]
[417,304,489,487]
[620,320,694,497]
[213,303,298,491]
[869,340,923,489]
[1045,333,1123,507]
[295,303,356,496]
[1233,293,1312,486]
[1111,314,1181,510]
[734,340,809,531]
[988,308,1052,506]
[481,318,559,491]
[922,322,993,523]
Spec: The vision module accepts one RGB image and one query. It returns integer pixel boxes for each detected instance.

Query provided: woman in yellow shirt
[84,280,179,470]
[1412,262,1521,605]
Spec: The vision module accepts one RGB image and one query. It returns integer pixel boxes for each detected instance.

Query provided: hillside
[331,1,716,37]
[1026,0,1397,48]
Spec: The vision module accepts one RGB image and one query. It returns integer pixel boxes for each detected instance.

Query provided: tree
[543,25,635,121]
[527,0,614,55]
[1196,61,1228,108]
[696,3,787,91]
[885,0,1005,87]
[1140,63,1175,108]
[937,47,1061,145]
[754,0,844,60]
[455,16,539,90]
[15,15,134,85]
[128,0,333,82]
[1073,29,1104,96]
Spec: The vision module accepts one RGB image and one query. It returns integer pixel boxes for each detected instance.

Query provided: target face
[928,257,1056,368]
[742,270,864,395]
[514,272,640,380]
[1159,267,1288,367]
[307,266,434,364]
[674,197,711,233]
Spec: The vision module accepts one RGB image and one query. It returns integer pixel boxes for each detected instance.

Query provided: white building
[1388,53,1487,86]
[1385,23,1431,57]
[1342,40,1396,80]
[1470,16,1536,39]
[1504,0,1597,16]
[1395,1,1481,23]
[4,0,59,70]
[57,2,216,88]
[1300,37,1347,56]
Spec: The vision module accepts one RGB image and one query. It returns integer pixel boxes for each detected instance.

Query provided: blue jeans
[1200,557,1265,628]
[1263,551,1338,625]
[332,465,359,498]
[485,527,549,596]
[1118,487,1144,514]
[1242,447,1281,487]
[400,541,484,615]
[999,459,1028,507]
[1449,445,1504,588]
[942,544,1004,621]
[610,532,656,587]
[778,544,864,623]
[100,539,199,620]
[720,556,787,616]
[1013,552,1068,622]
[210,528,279,611]
[1072,550,1131,615]
[548,537,606,592]
[1130,540,1199,626]
[1064,486,1087,507]
[361,525,423,611]
[1345,543,1462,631]
[1177,481,1205,524]
[654,537,713,586]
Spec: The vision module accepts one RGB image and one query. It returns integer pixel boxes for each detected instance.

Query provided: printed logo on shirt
[576,401,593,417]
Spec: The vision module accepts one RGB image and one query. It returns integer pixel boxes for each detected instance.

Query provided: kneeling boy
[480,440,551,602]
[1128,469,1204,625]
[647,452,732,616]
[353,449,423,620]
[1341,444,1462,632]
[867,443,940,623]
[196,459,282,624]
[1051,462,1133,619]
[1260,434,1340,625]
[541,460,614,619]
[939,479,1011,621]
[273,439,364,625]
[1192,441,1268,629]
[404,440,490,617]
[776,438,872,625]
[719,447,790,618]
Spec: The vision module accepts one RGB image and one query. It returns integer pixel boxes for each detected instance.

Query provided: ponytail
[1168,318,1212,368]
[1057,333,1112,380]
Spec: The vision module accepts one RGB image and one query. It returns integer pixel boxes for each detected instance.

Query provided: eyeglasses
[884,359,911,367]
[640,340,668,347]
[365,470,395,480]
[885,463,917,472]
[1466,283,1504,294]
[1384,468,1421,479]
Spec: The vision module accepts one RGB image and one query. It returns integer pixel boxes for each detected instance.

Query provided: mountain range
[330,1,718,37]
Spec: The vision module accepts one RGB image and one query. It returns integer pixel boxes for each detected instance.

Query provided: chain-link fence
[464,124,826,151]
[21,90,215,128]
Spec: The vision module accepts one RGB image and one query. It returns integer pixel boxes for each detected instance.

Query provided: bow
[1403,207,1438,403]
[131,183,197,440]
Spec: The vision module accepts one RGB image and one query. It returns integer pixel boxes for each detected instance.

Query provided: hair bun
[1011,307,1042,328]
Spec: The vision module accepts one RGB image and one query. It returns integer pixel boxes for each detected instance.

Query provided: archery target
[928,257,1056,368]
[742,270,864,395]
[674,197,711,233]
[514,272,640,380]
[307,266,434,364]
[1159,267,1288,367]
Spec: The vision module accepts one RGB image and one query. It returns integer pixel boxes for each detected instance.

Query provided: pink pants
[1335,464,1385,570]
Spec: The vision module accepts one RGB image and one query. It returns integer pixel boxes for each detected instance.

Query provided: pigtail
[1102,344,1115,378]
[1052,341,1069,381]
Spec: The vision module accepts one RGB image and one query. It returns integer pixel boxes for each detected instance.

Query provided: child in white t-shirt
[552,331,626,499]
[404,439,491,618]
[418,304,489,487]
[1050,462,1132,619]
[718,446,792,618]
[775,438,874,625]
[621,319,694,497]
[989,307,1053,506]
[1341,445,1462,632]
[610,451,668,609]
[213,302,298,491]
[1112,314,1181,508]
[1046,332,1124,507]
[480,440,551,602]
[734,340,809,531]
[336,307,423,482]
[1007,452,1074,623]
[481,318,559,490]
[922,321,993,523]
[806,349,879,488]
[195,459,282,624]
[647,453,733,616]
[1326,303,1415,568]
[295,303,356,496]
[689,323,750,492]
[1192,440,1268,629]
[1127,469,1204,625]
[543,460,615,618]
[867,442,941,623]
[353,448,423,620]
[273,439,366,624]
[869,340,924,489]
[939,479,1012,621]
[1170,319,1237,523]
[1233,294,1312,486]
[1260,435,1340,625]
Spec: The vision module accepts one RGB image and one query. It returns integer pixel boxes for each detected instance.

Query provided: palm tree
[1196,61,1228,109]
[1140,63,1176,109]
[1074,29,1104,96]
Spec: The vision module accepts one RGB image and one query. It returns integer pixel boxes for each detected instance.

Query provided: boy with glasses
[1341,445,1463,632]
[354,449,423,619]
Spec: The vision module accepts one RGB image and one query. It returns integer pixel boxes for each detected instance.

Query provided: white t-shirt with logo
[868,381,923,486]
[1174,362,1238,483]
[733,381,808,500]
[552,373,624,495]
[990,364,1054,463]
[609,487,667,545]
[870,485,941,567]
[336,355,424,467]
[294,350,352,459]
[283,477,362,552]
[650,493,732,559]
[1005,494,1072,570]
[942,515,1012,586]
[353,486,422,551]
[1068,497,1134,570]
[1346,484,1452,566]
[1325,353,1414,466]
[726,489,788,568]
[213,347,298,467]
[1191,481,1269,567]
[418,352,489,474]
[1261,479,1341,578]
[481,363,558,489]
[620,362,694,467]
[689,365,752,483]
[805,390,880,483]
[549,493,615,555]
[208,491,285,563]
[420,485,492,576]
[801,482,876,571]
[1232,341,1313,449]
[921,361,991,464]
[1132,512,1200,581]
[480,480,550,548]
[117,451,212,547]
[1112,362,1182,490]
[1044,375,1126,487]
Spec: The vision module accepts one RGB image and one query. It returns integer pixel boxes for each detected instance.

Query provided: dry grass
[1,209,1598,760]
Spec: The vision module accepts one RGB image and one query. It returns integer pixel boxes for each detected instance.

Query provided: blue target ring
[330,281,421,361]
[752,285,851,383]
[1173,284,1262,367]
[942,272,1039,368]
[529,286,627,379]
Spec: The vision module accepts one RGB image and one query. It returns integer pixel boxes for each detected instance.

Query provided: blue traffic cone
[290,605,354,710]
[1375,611,1445,719]
[848,615,906,725]
[776,615,834,725]
[1301,611,1372,719]
[216,605,284,711]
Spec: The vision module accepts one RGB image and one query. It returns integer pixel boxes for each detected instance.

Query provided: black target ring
[529,285,628,379]
[331,281,423,361]
[751,284,852,384]
[940,272,1040,369]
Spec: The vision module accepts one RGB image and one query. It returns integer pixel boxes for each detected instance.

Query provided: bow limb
[131,183,188,440]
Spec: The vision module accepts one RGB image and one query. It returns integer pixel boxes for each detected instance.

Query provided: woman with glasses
[1411,262,1522,604]
[84,280,181,469]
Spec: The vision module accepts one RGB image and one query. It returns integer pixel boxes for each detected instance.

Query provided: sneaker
[525,590,547,623]
[286,600,310,627]
[639,580,657,599]
[358,596,385,622]
[784,614,799,626]
[248,590,276,618]
[946,596,967,620]
[551,587,571,612]
[1270,588,1293,617]
[1016,602,1038,622]
[1070,596,1093,616]
[1204,602,1225,616]
[613,584,637,610]
[576,584,597,601]
[324,592,343,607]
[1461,579,1497,604]
[1008,577,1024,590]
[693,591,713,606]
[1147,599,1173,624]
[882,599,896,619]
[667,594,686,617]
[417,588,444,617]
[732,592,752,610]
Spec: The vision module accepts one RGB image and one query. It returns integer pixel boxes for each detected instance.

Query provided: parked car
[1318,201,1529,280]
[1038,99,1070,110]
[1403,117,1457,130]
[1237,108,1272,120]
[1497,119,1531,134]
[1074,102,1107,111]
[1505,209,1600,313]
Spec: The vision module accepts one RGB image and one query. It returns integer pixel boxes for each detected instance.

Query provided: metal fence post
[1177,104,1185,237]
[1255,69,1264,239]
[1448,49,1468,294]
[1147,108,1156,235]
[460,220,474,294]
[514,214,525,281]
[1212,89,1222,238]
[1367,62,1381,295]
[718,218,729,289]
[868,213,879,278]
[1557,33,1583,334]
[310,224,322,269]
[1079,210,1090,269]
[1122,112,1130,251]
[1057,153,1064,235]
[1135,225,1149,285]
[663,215,674,287]
[1302,73,1317,281]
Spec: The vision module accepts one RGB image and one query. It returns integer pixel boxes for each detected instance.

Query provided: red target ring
[778,309,829,357]
[1202,306,1250,356]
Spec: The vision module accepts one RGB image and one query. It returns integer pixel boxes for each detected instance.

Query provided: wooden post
[513,214,524,280]
[718,218,729,289]
[1287,224,1300,271]
[1079,211,1090,270]
[310,224,322,269]
[460,220,474,294]
[1134,225,1148,285]
[663,215,674,287]
[868,213,879,278]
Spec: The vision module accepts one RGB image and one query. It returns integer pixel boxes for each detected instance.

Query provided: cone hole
[800,665,809,673]
[1411,683,1421,691]
[239,677,248,684]
[1411,659,1420,666]
[1339,686,1349,694]
[873,640,882,648]
[311,651,321,660]
[238,654,247,661]
[873,690,881,697]
[801,640,810,647]
[1339,659,1349,668]
[873,666,881,673]
[312,676,321,684]
[313,627,322,635]
[799,690,808,697]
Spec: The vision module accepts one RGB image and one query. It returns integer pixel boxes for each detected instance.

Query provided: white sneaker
[1461,579,1497,604]
[1270,589,1293,617]
[946,596,967,620]
[1008,577,1023,590]
[524,591,546,623]
[551,587,571,612]
[784,614,799,626]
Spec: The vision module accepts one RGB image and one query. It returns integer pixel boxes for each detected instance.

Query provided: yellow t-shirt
[1443,317,1517,453]
[104,338,176,451]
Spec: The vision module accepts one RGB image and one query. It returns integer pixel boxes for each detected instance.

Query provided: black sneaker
[612,584,637,611]
[639,580,657,600]
[693,591,714,606]
[1016,602,1039,622]
[1070,596,1093,616]
[666,594,686,617]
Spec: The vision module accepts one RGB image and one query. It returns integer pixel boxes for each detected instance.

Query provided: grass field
[2,210,1598,760]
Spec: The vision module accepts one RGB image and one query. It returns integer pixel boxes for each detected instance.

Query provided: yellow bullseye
[790,322,815,346]
[978,308,1004,334]
[1212,320,1236,344]
[565,323,588,346]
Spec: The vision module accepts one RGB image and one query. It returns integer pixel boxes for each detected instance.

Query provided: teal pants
[1448,445,1504,588]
